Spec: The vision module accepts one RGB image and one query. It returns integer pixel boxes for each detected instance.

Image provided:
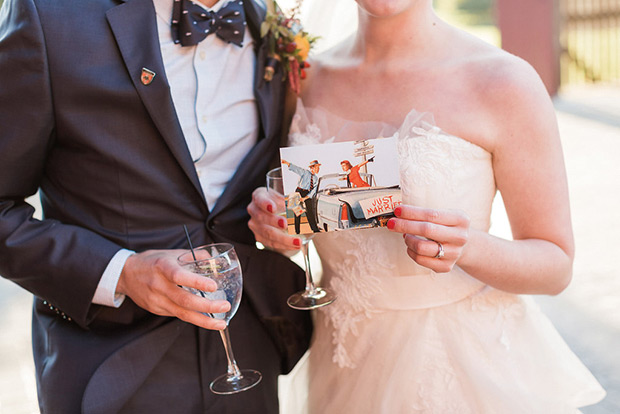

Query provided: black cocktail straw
[183,225,211,311]
[183,225,197,261]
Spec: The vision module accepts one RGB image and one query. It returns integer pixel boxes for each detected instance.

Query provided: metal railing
[560,0,620,84]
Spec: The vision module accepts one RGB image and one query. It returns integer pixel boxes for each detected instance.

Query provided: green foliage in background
[434,0,499,46]
[434,0,495,26]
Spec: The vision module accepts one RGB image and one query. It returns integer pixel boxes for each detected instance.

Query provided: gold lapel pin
[141,68,156,86]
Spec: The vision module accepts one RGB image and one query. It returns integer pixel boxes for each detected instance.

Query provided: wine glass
[177,243,261,395]
[267,167,336,310]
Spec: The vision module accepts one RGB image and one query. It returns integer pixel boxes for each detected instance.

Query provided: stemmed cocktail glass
[177,243,261,394]
[266,167,336,310]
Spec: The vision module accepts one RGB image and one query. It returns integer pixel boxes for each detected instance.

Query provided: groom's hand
[116,250,230,330]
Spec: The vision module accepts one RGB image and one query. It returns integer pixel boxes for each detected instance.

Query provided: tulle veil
[277,0,359,54]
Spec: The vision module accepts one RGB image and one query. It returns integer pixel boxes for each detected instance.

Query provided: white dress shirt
[93,0,258,307]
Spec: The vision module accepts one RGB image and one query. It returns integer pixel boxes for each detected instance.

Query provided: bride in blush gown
[248,0,606,412]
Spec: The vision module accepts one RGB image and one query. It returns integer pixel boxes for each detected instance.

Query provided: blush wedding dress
[279,99,606,414]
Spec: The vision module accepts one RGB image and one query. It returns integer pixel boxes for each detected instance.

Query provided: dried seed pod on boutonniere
[261,0,318,94]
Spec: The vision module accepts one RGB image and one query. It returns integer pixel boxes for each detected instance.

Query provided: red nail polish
[278,218,286,228]
[266,204,273,213]
[387,219,396,230]
[293,238,301,247]
[394,206,402,217]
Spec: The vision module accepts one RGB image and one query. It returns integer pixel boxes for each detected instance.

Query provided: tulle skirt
[279,287,605,414]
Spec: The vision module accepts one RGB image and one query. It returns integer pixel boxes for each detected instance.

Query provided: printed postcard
[280,137,402,235]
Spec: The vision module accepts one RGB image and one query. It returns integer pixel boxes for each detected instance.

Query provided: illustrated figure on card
[281,159,322,234]
[340,157,374,188]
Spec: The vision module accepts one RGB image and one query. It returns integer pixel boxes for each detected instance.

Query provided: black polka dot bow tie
[171,0,246,47]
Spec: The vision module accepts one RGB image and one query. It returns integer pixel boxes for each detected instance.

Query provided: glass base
[209,369,262,395]
[287,287,336,310]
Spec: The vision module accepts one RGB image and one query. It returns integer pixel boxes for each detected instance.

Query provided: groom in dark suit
[0,0,311,412]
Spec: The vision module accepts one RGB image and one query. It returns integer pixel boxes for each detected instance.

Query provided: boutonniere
[261,0,318,94]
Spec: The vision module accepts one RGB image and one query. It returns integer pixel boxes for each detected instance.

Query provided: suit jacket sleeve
[0,0,123,328]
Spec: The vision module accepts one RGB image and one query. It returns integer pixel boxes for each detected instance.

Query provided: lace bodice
[288,99,497,367]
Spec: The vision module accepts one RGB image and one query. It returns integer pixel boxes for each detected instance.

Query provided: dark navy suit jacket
[0,0,311,411]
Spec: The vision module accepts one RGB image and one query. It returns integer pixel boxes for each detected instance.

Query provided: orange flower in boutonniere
[261,0,318,94]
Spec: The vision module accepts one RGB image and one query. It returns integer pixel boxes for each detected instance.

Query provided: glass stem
[301,239,317,294]
[219,328,242,379]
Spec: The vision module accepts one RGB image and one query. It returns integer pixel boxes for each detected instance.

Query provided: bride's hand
[247,187,301,252]
[387,205,470,273]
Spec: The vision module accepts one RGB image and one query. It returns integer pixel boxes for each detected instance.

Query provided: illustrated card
[279,137,402,235]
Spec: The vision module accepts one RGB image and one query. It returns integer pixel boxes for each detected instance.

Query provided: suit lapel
[106,0,206,203]
[245,0,274,141]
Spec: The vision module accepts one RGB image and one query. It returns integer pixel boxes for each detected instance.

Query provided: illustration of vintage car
[312,173,402,232]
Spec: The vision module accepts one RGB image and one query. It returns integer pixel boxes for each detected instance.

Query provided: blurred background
[1,0,619,412]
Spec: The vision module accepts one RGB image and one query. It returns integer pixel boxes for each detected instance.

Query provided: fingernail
[278,217,286,228]
[394,206,402,217]
[293,238,301,247]
[266,204,273,213]
[387,219,396,230]
[218,302,231,312]
[215,320,227,330]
